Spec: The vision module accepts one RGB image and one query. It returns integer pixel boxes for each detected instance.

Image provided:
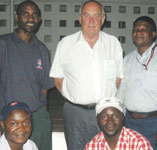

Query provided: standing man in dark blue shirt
[0,1,53,150]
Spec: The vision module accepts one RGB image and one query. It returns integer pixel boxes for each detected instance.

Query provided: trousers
[125,110,157,150]
[30,106,52,150]
[63,101,100,150]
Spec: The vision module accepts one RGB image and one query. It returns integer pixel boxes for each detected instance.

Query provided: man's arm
[42,90,48,110]
[116,77,121,89]
[116,78,125,103]
[0,120,3,136]
[54,78,64,93]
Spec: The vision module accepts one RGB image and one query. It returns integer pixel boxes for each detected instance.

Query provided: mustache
[26,22,35,25]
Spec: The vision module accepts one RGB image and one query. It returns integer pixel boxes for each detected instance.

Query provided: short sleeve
[49,41,64,78]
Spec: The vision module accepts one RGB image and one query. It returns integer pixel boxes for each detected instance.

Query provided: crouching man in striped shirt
[85,97,152,150]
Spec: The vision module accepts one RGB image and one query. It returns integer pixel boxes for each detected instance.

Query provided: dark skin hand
[0,124,2,136]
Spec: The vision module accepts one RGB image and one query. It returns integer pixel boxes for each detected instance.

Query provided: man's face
[132,21,155,49]
[2,109,32,146]
[97,107,124,137]
[15,4,41,33]
[79,2,105,37]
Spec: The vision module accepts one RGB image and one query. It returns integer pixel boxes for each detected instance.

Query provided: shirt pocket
[144,71,157,91]
[103,60,117,80]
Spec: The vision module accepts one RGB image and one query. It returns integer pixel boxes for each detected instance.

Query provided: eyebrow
[6,116,32,121]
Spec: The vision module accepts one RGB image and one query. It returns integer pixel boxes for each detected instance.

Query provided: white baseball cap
[96,97,125,115]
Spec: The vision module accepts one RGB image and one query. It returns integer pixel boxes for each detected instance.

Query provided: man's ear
[0,121,4,129]
[15,14,19,23]
[78,15,82,25]
[0,121,4,136]
[101,15,105,26]
[152,31,156,41]
[96,115,100,122]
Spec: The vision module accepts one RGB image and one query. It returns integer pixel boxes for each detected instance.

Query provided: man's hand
[116,77,121,89]
[0,124,3,136]
[54,78,64,93]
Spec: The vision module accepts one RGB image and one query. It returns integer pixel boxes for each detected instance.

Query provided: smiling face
[79,1,105,38]
[15,4,41,34]
[97,107,124,138]
[1,109,32,148]
[132,21,155,51]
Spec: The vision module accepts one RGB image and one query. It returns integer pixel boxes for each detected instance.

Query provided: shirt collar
[119,127,135,145]
[118,127,126,143]
[76,31,103,44]
[99,130,123,149]
[2,134,12,149]
[136,42,156,60]
[98,132,110,148]
[13,29,37,45]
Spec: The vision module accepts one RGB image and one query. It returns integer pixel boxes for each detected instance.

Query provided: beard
[104,127,122,137]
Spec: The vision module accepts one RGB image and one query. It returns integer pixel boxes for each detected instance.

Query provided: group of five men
[0,0,156,150]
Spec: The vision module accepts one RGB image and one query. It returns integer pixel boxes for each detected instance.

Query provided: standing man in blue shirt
[0,1,53,150]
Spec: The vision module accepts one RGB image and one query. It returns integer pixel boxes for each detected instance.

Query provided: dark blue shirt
[0,31,53,111]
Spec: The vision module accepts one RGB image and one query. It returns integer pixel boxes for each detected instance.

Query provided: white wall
[0,0,157,56]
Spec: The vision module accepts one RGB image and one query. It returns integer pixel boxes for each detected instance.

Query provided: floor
[52,132,67,150]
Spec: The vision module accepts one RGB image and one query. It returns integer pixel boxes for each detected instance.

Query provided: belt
[67,100,96,110]
[128,110,157,119]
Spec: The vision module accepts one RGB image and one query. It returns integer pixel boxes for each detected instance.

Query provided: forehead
[6,109,30,120]
[134,21,151,28]
[82,2,102,13]
[18,4,39,13]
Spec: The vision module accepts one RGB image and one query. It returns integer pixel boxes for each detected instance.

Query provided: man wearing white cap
[85,97,152,150]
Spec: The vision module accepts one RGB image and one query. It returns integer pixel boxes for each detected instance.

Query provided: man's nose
[89,16,95,23]
[107,117,114,123]
[136,29,142,34]
[16,123,25,129]
[28,14,34,21]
